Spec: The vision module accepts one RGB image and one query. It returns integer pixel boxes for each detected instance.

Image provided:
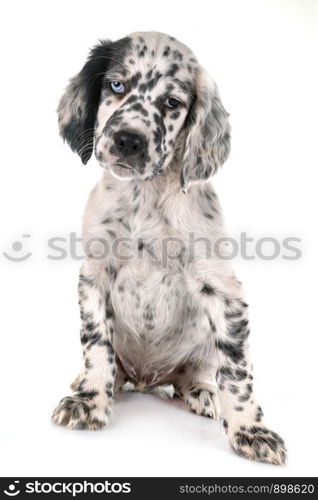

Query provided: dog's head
[58,32,230,189]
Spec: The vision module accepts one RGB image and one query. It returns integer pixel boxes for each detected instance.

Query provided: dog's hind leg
[173,366,221,419]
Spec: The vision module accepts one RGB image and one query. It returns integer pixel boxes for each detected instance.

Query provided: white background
[0,0,317,478]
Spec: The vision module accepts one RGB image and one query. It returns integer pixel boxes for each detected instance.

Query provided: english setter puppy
[52,31,286,464]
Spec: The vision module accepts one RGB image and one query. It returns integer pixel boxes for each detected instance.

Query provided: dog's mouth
[113,162,133,171]
[107,157,167,181]
[110,162,136,179]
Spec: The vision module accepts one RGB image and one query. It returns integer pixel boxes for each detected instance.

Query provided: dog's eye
[110,81,125,94]
[164,97,181,109]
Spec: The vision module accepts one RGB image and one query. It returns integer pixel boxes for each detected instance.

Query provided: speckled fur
[52,32,286,464]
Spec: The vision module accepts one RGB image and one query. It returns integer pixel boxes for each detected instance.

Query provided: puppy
[52,31,286,464]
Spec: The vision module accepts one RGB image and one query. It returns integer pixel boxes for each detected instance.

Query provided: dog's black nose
[114,130,145,157]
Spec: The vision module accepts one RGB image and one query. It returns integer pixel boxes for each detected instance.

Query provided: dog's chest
[108,210,206,384]
[112,263,187,334]
[111,265,210,384]
[91,179,215,384]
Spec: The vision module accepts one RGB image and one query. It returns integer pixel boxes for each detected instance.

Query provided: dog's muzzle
[114,130,146,159]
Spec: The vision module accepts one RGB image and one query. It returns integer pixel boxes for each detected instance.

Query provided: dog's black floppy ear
[57,40,112,164]
[58,38,130,164]
[181,68,231,191]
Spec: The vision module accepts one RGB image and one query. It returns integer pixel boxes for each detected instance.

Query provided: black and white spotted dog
[52,31,286,464]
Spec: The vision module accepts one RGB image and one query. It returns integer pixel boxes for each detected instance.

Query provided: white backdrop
[0,0,317,477]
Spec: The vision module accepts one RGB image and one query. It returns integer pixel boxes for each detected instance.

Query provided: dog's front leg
[200,278,287,464]
[52,261,116,430]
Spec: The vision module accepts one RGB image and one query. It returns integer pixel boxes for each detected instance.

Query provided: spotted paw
[186,385,221,419]
[229,425,287,464]
[52,395,111,430]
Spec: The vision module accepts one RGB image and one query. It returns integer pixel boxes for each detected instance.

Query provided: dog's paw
[52,395,111,430]
[228,425,287,464]
[186,385,221,419]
